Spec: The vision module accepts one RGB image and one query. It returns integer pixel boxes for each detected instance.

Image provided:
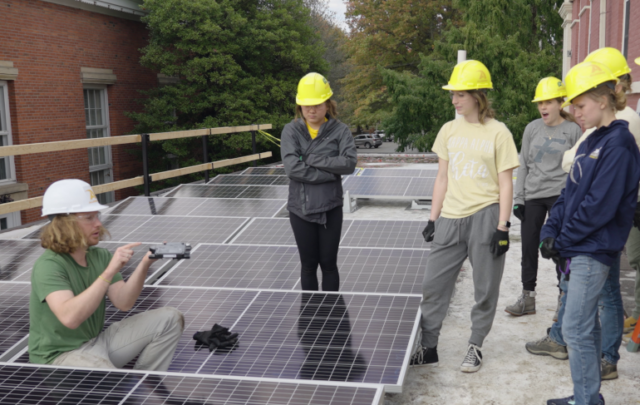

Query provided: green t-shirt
[28,247,123,364]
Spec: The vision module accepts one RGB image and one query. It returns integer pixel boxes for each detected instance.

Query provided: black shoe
[410,345,438,367]
[547,394,605,405]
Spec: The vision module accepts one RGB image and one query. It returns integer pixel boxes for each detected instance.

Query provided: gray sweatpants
[52,307,184,371]
[420,204,506,348]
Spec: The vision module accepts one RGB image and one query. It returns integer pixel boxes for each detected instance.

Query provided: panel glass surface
[128,374,379,405]
[0,364,140,404]
[108,197,205,216]
[404,177,436,199]
[159,244,428,294]
[113,216,248,244]
[0,240,44,282]
[359,168,438,178]
[342,176,412,197]
[164,185,247,199]
[340,220,428,249]
[231,218,353,246]
[197,291,419,386]
[0,283,32,356]
[236,185,289,199]
[188,199,286,218]
[242,167,287,175]
[209,175,289,186]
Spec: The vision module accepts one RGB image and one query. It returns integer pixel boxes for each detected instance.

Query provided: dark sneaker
[460,344,482,373]
[410,346,438,367]
[526,335,568,360]
[547,394,605,405]
[505,289,536,316]
[601,358,618,380]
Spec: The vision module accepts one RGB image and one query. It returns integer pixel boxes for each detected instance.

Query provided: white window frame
[83,85,114,204]
[0,212,21,231]
[0,80,16,184]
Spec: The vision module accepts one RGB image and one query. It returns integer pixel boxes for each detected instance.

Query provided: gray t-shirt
[514,118,582,205]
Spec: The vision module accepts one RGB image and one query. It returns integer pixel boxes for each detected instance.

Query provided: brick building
[559,0,640,111]
[0,0,159,228]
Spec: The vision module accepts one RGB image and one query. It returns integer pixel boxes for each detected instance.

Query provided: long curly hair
[40,215,109,254]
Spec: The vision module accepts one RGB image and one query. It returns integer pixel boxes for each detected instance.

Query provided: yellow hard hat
[562,61,619,108]
[296,73,333,106]
[532,77,567,103]
[584,47,631,78]
[442,60,493,91]
[636,57,640,66]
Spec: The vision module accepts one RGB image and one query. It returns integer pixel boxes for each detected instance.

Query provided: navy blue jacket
[541,120,640,266]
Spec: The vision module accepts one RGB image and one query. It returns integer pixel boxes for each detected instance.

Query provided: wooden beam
[150,163,213,182]
[209,124,273,136]
[0,135,141,157]
[0,197,43,216]
[148,128,210,142]
[92,177,145,194]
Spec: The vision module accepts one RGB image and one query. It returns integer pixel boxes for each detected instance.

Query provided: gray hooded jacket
[281,117,357,224]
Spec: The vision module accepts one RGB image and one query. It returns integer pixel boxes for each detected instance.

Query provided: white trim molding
[0,62,18,81]
[630,81,640,94]
[81,67,117,85]
[599,0,606,48]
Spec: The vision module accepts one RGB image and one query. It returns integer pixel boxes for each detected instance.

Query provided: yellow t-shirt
[306,118,328,139]
[432,118,520,219]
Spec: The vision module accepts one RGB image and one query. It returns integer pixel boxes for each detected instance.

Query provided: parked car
[354,134,382,149]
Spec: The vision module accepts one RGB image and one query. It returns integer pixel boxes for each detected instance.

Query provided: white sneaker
[460,344,483,373]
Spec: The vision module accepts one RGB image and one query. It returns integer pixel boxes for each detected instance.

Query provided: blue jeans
[549,254,623,365]
[562,256,610,405]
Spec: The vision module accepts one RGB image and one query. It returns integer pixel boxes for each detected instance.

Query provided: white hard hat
[41,179,109,217]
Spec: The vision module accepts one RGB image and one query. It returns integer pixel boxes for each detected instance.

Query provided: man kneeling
[28,179,184,371]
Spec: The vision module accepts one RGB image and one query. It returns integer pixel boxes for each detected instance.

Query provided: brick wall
[0,0,156,224]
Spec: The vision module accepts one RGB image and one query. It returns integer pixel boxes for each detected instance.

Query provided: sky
[327,0,348,31]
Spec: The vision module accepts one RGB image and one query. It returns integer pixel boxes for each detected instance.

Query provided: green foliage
[381,0,565,151]
[127,0,327,189]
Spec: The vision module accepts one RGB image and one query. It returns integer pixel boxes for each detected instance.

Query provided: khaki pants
[52,307,184,371]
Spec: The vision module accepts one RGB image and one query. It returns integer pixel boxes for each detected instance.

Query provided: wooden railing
[0,124,273,216]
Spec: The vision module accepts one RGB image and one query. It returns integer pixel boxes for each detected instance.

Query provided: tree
[342,0,460,128]
[382,0,565,151]
[128,0,328,188]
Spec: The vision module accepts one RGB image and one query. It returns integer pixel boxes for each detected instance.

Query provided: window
[0,212,20,231]
[83,87,114,204]
[0,81,15,183]
[622,0,630,57]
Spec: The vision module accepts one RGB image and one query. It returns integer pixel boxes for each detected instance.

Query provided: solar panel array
[343,176,436,199]
[359,168,438,178]
[5,165,432,403]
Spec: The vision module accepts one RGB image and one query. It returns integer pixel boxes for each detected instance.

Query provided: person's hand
[142,250,159,265]
[633,204,640,230]
[422,220,435,242]
[513,205,525,222]
[490,229,509,257]
[106,242,141,276]
[539,237,559,260]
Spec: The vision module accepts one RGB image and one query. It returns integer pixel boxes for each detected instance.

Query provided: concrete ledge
[0,62,19,81]
[81,67,117,85]
[0,182,28,202]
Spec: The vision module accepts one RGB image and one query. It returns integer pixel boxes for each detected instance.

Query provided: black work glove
[633,204,640,230]
[513,205,525,221]
[539,237,559,260]
[422,220,435,242]
[490,229,510,257]
[193,324,239,352]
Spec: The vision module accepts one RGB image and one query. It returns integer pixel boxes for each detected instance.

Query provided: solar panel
[340,220,428,249]
[359,168,438,178]
[164,184,247,199]
[108,197,205,216]
[209,175,290,186]
[158,244,428,295]
[236,185,289,199]
[231,218,353,246]
[404,177,436,199]
[242,167,287,176]
[0,240,44,282]
[0,364,141,404]
[196,291,419,389]
[0,364,381,405]
[107,197,286,218]
[105,215,249,244]
[343,176,412,198]
[0,283,31,358]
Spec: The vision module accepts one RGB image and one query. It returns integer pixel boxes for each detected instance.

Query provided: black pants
[289,206,342,291]
[521,196,561,291]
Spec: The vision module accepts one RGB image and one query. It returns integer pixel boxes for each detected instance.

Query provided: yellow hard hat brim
[442,84,492,91]
[561,99,572,108]
[296,95,332,106]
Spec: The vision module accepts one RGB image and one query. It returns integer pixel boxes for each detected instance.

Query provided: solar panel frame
[359,168,438,178]
[242,167,287,176]
[208,174,290,186]
[157,243,428,295]
[403,177,436,199]
[164,184,290,200]
[343,176,434,199]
